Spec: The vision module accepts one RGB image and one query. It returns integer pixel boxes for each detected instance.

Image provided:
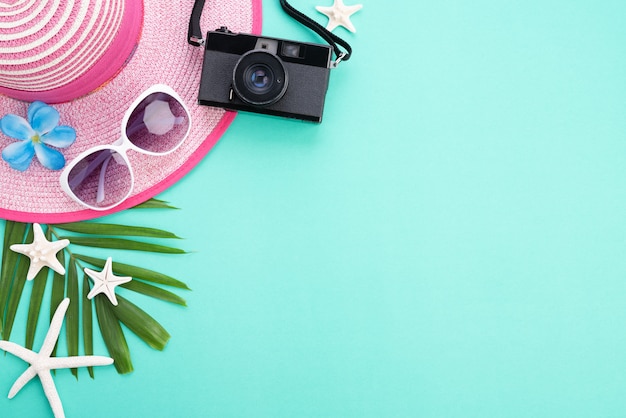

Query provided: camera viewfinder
[282,42,303,59]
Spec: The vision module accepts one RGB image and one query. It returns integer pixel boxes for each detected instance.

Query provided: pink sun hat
[0,0,262,223]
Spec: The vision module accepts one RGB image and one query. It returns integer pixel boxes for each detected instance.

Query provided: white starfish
[84,257,132,306]
[0,298,113,418]
[316,0,363,33]
[10,223,70,280]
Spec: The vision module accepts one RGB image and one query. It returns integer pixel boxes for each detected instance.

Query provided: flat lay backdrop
[1,1,626,417]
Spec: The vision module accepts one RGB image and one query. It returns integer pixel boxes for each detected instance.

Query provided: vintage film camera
[198,28,332,123]
[188,0,351,123]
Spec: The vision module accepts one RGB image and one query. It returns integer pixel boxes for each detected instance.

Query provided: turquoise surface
[2,0,626,417]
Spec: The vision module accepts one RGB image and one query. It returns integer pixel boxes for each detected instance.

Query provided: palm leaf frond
[53,222,181,239]
[59,236,186,254]
[0,222,27,336]
[113,295,171,351]
[120,280,187,306]
[82,272,95,378]
[25,267,48,350]
[0,198,191,377]
[131,198,178,210]
[50,248,66,358]
[95,294,133,374]
[66,257,80,377]
[3,225,33,342]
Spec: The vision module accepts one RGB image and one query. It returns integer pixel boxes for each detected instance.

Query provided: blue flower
[1,101,76,171]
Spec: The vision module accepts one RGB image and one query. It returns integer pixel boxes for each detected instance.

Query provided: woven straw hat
[0,0,261,223]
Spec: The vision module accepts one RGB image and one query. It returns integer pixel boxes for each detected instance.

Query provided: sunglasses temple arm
[67,150,114,189]
[97,155,112,204]
[126,115,144,139]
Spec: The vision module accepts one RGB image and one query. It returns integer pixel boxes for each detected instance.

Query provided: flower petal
[0,114,34,140]
[2,140,35,171]
[34,143,66,170]
[41,125,76,148]
[30,104,59,135]
[27,101,48,123]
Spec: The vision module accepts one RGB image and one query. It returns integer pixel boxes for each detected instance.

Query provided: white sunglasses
[60,84,191,211]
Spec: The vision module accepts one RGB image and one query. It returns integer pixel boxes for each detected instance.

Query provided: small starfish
[10,223,69,280]
[0,298,113,418]
[316,0,363,33]
[84,257,132,306]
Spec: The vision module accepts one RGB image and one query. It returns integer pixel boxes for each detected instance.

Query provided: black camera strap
[188,0,352,67]
[188,0,207,47]
[278,0,351,66]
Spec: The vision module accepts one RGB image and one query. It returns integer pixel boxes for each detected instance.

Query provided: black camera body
[198,29,333,123]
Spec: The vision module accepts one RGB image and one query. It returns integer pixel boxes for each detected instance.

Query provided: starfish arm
[39,370,66,418]
[316,6,342,32]
[0,340,38,363]
[84,266,103,287]
[8,243,32,256]
[7,366,37,399]
[47,355,114,370]
[44,255,66,276]
[343,4,362,32]
[50,239,70,252]
[110,275,132,286]
[103,286,119,306]
[341,18,356,33]
[103,257,114,273]
[83,266,97,277]
[87,281,106,300]
[25,262,45,281]
[40,298,70,357]
[32,223,46,241]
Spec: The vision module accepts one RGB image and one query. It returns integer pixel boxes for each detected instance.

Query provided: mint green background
[2,1,626,417]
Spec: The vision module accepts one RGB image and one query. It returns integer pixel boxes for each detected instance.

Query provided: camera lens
[233,51,288,106]
[246,65,273,93]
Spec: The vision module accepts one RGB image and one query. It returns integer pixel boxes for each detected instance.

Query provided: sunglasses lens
[125,92,189,153]
[66,149,131,209]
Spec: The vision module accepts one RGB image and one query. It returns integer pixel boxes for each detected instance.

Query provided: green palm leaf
[50,249,66,358]
[120,280,187,306]
[1,221,25,284]
[0,221,28,338]
[59,236,186,254]
[53,222,181,239]
[66,257,80,377]
[95,295,133,374]
[3,225,33,342]
[131,198,178,210]
[82,272,95,378]
[25,267,48,350]
[113,295,171,351]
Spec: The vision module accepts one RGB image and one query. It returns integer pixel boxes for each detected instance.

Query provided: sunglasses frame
[60,84,191,211]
